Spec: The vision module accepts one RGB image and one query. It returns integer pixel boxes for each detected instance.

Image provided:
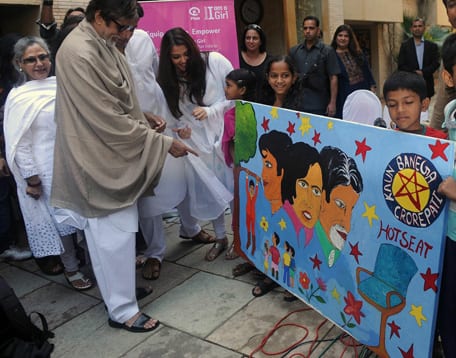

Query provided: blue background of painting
[235,101,455,357]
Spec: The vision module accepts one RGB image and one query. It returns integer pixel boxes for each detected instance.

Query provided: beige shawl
[51,19,172,217]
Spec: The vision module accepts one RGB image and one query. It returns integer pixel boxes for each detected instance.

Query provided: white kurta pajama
[52,19,172,323]
[3,77,75,258]
[171,52,234,239]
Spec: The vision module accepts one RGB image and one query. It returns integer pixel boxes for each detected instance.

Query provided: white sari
[4,77,74,257]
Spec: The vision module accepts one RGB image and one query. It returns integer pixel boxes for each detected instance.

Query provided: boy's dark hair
[383,71,427,100]
[442,33,456,73]
[443,0,448,7]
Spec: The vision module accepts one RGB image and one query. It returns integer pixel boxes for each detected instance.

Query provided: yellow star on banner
[362,202,379,227]
[278,218,287,230]
[270,107,279,119]
[410,304,427,327]
[331,287,340,303]
[327,121,334,130]
[299,116,312,135]
[260,216,269,232]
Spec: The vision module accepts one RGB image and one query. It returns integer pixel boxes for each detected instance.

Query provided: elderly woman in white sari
[4,36,92,290]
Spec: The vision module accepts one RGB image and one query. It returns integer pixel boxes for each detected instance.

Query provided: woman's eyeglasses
[22,54,50,65]
[111,18,136,33]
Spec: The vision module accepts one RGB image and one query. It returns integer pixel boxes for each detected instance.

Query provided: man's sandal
[108,312,160,333]
[142,258,161,280]
[232,262,255,277]
[225,242,239,260]
[180,229,216,244]
[252,278,279,297]
[64,271,93,291]
[205,238,228,261]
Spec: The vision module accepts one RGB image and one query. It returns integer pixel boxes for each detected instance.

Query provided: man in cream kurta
[51,0,195,331]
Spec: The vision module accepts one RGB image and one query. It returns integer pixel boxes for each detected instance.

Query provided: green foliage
[234,101,258,165]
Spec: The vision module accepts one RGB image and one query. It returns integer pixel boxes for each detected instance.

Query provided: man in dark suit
[398,17,440,99]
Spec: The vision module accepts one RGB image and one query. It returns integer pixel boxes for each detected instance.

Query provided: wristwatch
[35,19,57,31]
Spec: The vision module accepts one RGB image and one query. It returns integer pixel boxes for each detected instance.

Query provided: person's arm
[36,0,57,40]
[422,42,440,77]
[327,75,338,117]
[438,177,456,201]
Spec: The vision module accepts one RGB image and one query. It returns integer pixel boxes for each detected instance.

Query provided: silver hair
[13,36,50,86]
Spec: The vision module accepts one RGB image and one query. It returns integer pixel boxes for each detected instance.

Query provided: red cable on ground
[248,307,328,358]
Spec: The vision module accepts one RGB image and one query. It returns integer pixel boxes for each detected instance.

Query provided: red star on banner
[420,267,439,293]
[388,320,401,338]
[355,138,372,162]
[429,140,449,161]
[261,117,270,132]
[312,129,321,146]
[399,344,414,358]
[287,121,296,136]
[349,242,362,264]
[310,254,322,270]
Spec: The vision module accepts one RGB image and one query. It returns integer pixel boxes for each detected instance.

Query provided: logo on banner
[189,6,229,21]
[189,7,201,19]
[383,153,445,228]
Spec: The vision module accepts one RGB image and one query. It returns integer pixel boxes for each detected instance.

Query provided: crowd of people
[0,0,455,355]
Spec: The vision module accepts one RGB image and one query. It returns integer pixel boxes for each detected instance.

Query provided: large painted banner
[233,101,454,358]
[138,0,239,67]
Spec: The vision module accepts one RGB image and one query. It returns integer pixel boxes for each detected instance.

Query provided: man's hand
[192,106,208,121]
[326,101,336,117]
[144,112,166,133]
[0,158,10,177]
[168,139,198,158]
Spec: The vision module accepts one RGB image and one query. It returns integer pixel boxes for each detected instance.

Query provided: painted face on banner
[261,149,283,204]
[320,184,359,251]
[291,163,323,228]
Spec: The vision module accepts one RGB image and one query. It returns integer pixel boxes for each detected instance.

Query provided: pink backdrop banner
[139,0,239,68]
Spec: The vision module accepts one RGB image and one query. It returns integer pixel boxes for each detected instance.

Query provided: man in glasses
[52,0,196,333]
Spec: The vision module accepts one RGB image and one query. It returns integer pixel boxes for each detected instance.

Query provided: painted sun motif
[392,169,430,212]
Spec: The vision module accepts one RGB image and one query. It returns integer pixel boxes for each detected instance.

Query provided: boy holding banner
[383,69,450,356]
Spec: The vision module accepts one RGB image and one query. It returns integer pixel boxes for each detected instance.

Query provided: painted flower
[260,216,269,232]
[316,277,327,292]
[343,291,365,325]
[299,272,310,290]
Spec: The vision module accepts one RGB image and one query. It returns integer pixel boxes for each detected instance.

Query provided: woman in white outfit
[4,36,92,290]
[157,27,234,261]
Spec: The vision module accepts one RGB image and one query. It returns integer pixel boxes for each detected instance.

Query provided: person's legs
[60,234,92,290]
[0,178,12,254]
[176,194,201,238]
[176,194,214,244]
[60,234,79,272]
[140,215,166,261]
[84,205,139,323]
[140,215,165,280]
[437,237,456,357]
[205,212,228,261]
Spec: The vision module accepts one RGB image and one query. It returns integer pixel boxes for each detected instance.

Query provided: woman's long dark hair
[330,24,364,67]
[157,27,207,118]
[258,55,303,110]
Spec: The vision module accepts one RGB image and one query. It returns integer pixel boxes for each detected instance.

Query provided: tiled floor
[1,214,373,357]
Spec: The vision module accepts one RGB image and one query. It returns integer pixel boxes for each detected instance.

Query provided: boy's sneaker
[0,246,32,261]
